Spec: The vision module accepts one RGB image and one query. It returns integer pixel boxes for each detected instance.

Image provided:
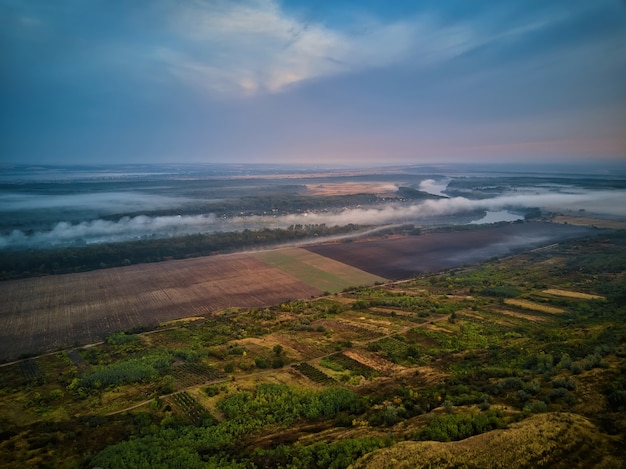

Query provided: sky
[1,0,625,166]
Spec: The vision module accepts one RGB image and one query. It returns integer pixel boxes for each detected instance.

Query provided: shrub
[254,358,268,369]
[523,400,548,414]
[419,410,506,442]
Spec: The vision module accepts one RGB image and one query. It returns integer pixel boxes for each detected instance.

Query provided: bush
[77,352,173,388]
[419,410,506,442]
[523,400,548,414]
[254,358,268,369]
[204,386,220,397]
[105,331,139,346]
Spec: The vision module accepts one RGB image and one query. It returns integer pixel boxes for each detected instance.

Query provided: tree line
[0,224,362,280]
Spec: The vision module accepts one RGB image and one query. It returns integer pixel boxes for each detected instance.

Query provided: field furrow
[0,253,321,362]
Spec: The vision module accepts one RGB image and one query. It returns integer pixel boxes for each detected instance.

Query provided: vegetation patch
[326,353,379,379]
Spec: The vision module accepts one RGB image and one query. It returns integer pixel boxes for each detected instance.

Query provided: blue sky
[1,0,625,166]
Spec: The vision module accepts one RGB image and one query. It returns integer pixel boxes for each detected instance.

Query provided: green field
[253,247,386,293]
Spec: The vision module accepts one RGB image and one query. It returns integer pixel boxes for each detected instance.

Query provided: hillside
[351,412,623,468]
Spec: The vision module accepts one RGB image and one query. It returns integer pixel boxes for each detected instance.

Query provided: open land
[0,230,624,468]
[0,254,321,362]
[552,214,626,229]
[0,222,598,362]
[1,166,625,468]
[306,222,598,279]
[302,182,399,196]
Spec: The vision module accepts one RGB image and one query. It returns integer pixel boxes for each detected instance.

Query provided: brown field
[503,298,565,314]
[552,215,626,229]
[493,308,548,322]
[306,222,598,279]
[303,182,399,196]
[0,222,599,363]
[0,253,321,362]
[342,349,403,374]
[542,288,605,300]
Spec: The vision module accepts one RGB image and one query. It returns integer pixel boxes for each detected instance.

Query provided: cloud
[155,0,477,97]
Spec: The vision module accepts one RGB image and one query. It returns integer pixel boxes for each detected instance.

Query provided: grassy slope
[352,412,623,469]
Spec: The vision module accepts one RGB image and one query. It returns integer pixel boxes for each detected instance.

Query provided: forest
[0,224,372,280]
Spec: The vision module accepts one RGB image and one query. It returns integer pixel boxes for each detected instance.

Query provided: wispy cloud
[154,0,480,97]
[152,0,597,99]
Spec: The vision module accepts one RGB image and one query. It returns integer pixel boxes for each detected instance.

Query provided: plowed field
[0,254,320,362]
[0,222,599,362]
[306,222,597,279]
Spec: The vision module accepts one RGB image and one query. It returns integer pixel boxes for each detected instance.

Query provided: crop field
[0,223,600,363]
[326,352,379,379]
[169,391,214,425]
[292,362,336,385]
[306,222,599,279]
[170,363,226,389]
[0,253,321,362]
[19,359,43,384]
[342,349,403,374]
[252,248,386,293]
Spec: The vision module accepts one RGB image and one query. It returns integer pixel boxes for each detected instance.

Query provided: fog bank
[1,189,624,249]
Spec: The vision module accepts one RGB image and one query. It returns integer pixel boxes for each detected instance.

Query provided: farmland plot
[169,391,214,425]
[0,253,321,362]
[292,362,336,385]
[19,359,43,384]
[253,248,385,293]
[170,363,226,389]
[306,222,599,279]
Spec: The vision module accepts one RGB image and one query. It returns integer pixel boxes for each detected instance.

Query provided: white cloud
[154,0,433,96]
[154,1,583,99]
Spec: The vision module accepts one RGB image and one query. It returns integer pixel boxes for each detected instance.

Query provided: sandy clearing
[492,309,547,322]
[542,289,604,300]
[504,298,565,314]
[303,182,400,196]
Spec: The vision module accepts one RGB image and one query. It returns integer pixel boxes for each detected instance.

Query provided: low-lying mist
[2,189,623,250]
